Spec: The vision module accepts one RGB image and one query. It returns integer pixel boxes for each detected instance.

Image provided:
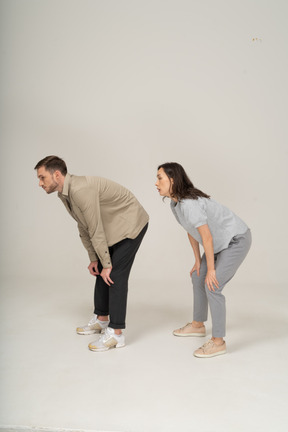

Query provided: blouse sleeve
[181,199,207,229]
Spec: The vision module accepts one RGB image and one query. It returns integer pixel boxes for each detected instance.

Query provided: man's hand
[101,267,114,286]
[88,261,100,276]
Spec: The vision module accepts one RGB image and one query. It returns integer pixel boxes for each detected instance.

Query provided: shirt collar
[170,199,178,207]
[59,173,71,197]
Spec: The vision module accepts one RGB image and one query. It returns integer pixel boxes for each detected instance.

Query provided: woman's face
[156,167,173,198]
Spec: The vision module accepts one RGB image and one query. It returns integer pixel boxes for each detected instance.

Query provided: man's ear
[54,170,61,180]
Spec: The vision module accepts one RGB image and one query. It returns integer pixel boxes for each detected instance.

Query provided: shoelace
[88,316,97,325]
[203,340,213,346]
[181,323,192,330]
[99,328,111,343]
[200,340,214,351]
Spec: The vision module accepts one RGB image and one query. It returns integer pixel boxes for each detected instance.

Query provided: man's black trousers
[94,223,148,329]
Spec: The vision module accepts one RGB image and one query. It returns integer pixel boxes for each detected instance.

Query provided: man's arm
[73,189,112,268]
[77,222,99,263]
[73,189,114,286]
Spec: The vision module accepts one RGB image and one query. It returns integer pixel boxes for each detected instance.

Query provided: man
[35,156,149,352]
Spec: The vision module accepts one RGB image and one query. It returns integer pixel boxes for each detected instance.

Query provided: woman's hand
[205,269,219,292]
[190,261,201,277]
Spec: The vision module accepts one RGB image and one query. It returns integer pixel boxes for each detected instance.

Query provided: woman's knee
[192,271,205,289]
[191,271,199,285]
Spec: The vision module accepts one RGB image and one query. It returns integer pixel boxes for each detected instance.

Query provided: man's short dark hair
[34,156,67,176]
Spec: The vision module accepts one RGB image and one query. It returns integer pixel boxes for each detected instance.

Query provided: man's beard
[46,180,58,194]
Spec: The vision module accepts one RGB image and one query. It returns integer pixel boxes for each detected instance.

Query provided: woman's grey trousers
[192,229,252,338]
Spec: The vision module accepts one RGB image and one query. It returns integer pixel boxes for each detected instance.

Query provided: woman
[156,162,251,358]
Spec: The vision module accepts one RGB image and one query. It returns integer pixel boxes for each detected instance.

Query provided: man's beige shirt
[58,174,149,268]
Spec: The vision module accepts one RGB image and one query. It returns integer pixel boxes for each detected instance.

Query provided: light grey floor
[0,275,287,432]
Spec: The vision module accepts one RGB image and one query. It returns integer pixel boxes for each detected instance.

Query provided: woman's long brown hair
[158,162,210,201]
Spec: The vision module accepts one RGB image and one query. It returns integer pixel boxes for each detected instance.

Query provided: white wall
[1,0,287,287]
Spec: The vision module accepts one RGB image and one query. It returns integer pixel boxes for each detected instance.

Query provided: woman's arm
[188,233,201,276]
[197,224,219,291]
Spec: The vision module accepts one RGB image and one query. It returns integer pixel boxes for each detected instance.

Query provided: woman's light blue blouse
[170,197,248,253]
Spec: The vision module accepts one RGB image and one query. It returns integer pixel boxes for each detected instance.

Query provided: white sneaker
[88,327,126,352]
[76,315,109,335]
